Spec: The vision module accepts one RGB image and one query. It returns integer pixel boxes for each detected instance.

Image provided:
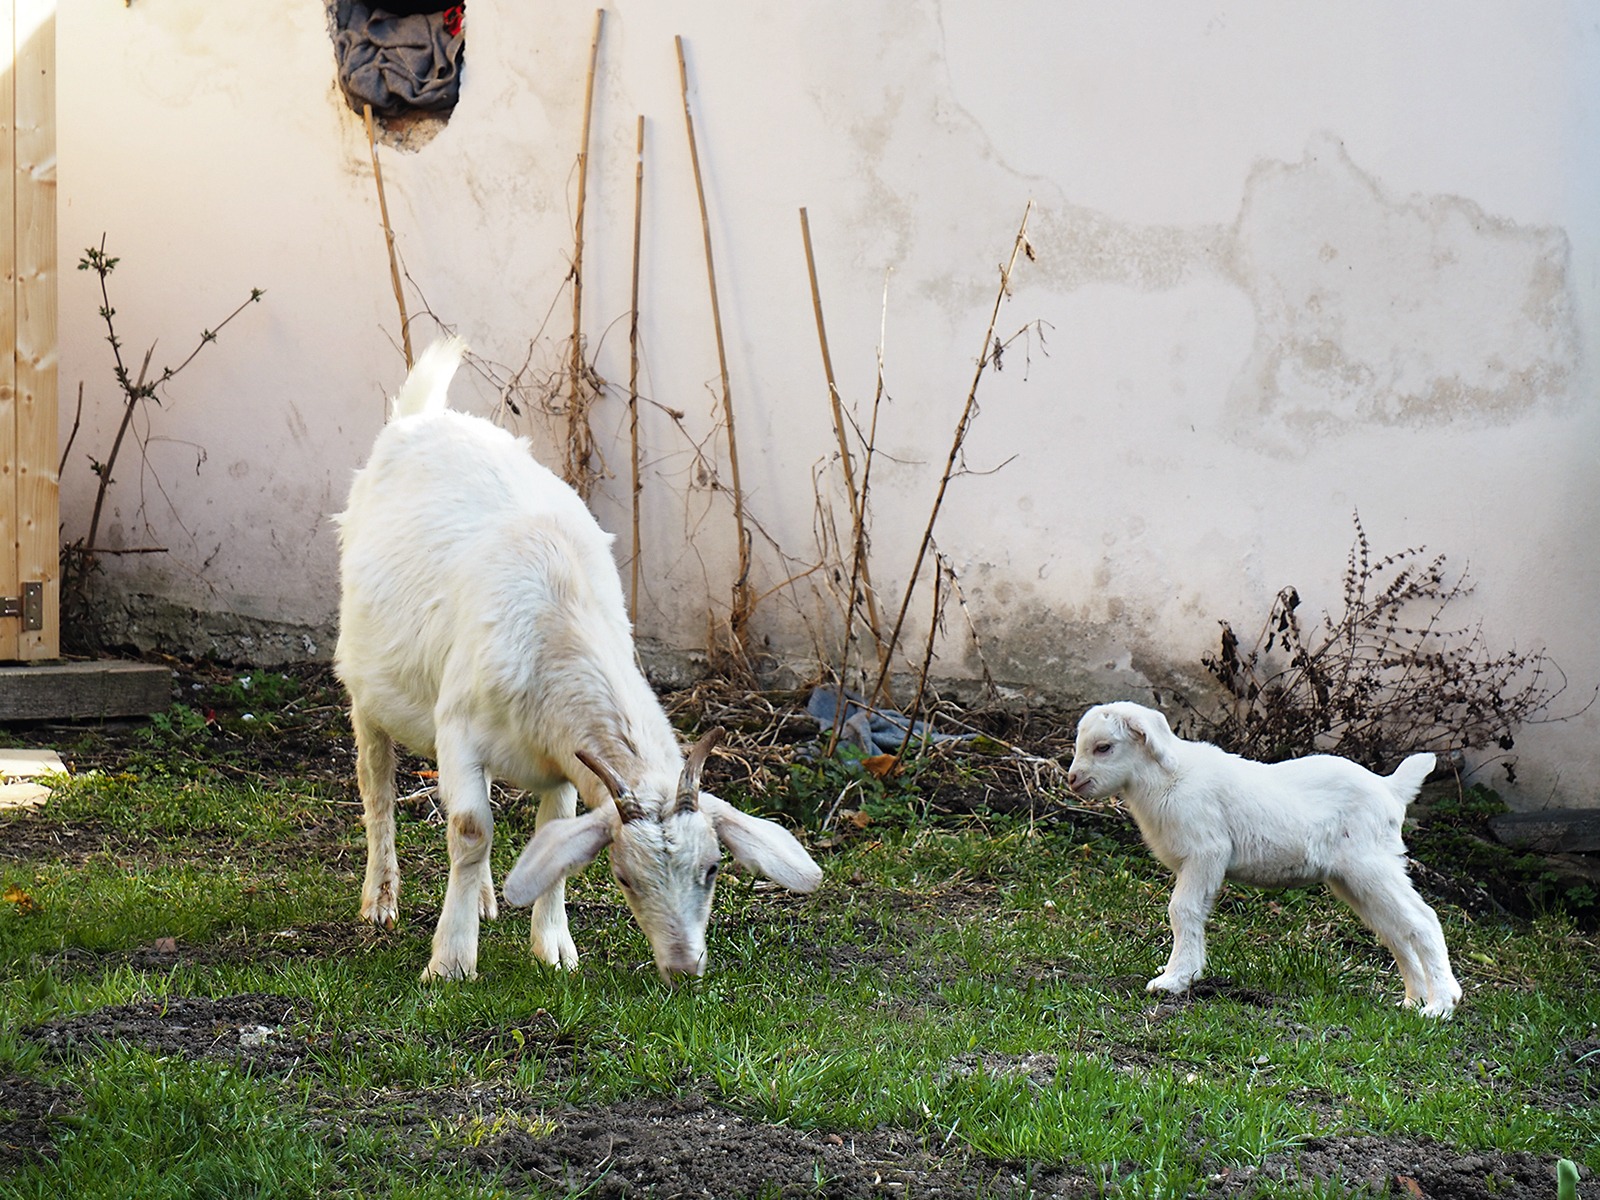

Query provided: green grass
[1,733,1596,1198]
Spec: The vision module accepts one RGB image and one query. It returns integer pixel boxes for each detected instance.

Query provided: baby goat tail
[389,336,468,420]
[1386,752,1437,805]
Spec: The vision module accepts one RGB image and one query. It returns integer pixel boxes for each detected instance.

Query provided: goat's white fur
[1066,701,1461,1017]
[334,338,822,982]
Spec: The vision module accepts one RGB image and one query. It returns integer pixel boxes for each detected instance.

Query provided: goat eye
[1094,742,1113,756]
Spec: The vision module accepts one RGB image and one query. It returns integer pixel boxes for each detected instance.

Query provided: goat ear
[503,804,617,907]
[700,794,823,894]
[1121,707,1181,770]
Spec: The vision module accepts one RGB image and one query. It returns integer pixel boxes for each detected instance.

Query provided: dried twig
[941,552,997,697]
[64,242,261,650]
[1180,511,1583,775]
[892,550,948,771]
[870,202,1034,704]
[363,103,412,369]
[676,34,754,658]
[78,240,262,559]
[825,274,894,755]
[86,345,154,560]
[58,382,83,479]
[800,207,887,674]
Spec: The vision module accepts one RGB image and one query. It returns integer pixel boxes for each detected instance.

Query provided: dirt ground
[12,980,1595,1197]
[4,660,1597,1197]
[14,988,1591,1199]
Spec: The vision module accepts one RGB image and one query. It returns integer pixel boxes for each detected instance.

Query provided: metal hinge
[1,582,44,631]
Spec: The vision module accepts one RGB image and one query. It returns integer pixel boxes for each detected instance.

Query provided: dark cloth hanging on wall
[332,3,466,116]
[359,1,454,15]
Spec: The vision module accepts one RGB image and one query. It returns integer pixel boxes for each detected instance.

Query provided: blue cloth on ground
[806,687,972,757]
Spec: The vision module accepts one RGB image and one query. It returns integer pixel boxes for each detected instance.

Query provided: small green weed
[782,745,929,827]
[206,671,301,712]
[139,703,210,747]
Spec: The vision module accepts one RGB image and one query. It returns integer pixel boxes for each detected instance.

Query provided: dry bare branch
[870,202,1034,705]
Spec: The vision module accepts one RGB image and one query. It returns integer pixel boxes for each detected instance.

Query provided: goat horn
[674,726,725,815]
[576,749,645,824]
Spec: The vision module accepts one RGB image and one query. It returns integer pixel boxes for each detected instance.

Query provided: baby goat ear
[1120,706,1182,771]
[503,804,617,907]
[700,795,823,894]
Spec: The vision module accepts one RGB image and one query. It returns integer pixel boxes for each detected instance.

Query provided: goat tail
[1387,752,1436,805]
[390,336,468,420]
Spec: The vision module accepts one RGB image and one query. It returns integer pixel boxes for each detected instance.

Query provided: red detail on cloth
[443,5,464,38]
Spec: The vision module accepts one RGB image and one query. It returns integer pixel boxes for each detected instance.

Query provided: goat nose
[657,952,707,984]
[1066,770,1080,789]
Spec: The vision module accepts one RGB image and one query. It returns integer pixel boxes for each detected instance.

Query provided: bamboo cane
[363,103,412,369]
[676,35,754,650]
[825,275,894,756]
[629,113,645,623]
[566,8,605,498]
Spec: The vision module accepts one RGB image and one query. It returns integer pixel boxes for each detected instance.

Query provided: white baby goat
[334,338,822,982]
[1066,701,1461,1017]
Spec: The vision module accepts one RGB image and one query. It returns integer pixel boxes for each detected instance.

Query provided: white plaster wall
[55,1,1600,808]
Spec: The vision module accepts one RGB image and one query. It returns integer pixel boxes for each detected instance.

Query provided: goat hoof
[531,933,579,971]
[362,910,397,932]
[1146,973,1196,995]
[360,884,400,932]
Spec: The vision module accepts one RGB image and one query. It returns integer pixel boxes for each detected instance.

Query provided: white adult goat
[334,338,822,982]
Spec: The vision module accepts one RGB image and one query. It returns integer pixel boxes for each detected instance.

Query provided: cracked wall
[1227,135,1578,450]
[55,0,1600,807]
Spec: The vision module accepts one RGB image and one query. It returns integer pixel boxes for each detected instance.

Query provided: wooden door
[0,0,56,661]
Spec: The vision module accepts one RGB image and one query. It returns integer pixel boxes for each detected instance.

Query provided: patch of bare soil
[425,1092,1592,1200]
[26,992,311,1075]
[0,1074,78,1168]
[1217,1135,1590,1200]
[452,1093,1103,1199]
[0,813,111,864]
[32,918,399,980]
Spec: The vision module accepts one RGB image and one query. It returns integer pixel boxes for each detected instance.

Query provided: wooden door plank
[13,0,56,660]
[0,0,20,662]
